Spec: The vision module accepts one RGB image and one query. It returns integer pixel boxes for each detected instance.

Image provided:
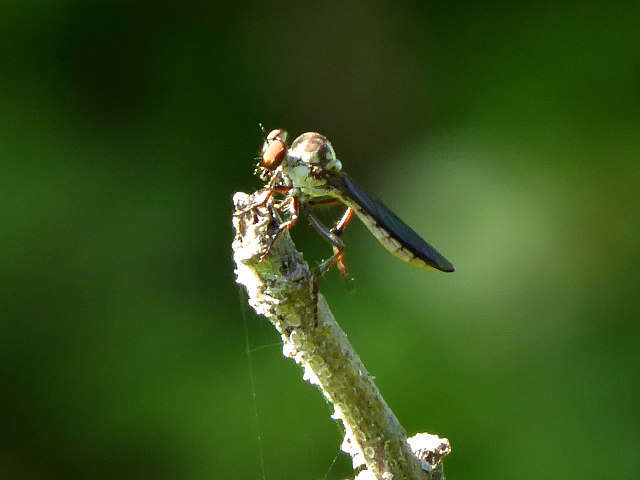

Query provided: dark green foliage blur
[2,1,639,478]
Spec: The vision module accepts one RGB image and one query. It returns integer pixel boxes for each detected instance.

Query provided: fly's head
[255,126,288,181]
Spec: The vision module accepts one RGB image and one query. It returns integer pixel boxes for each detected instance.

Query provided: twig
[232,191,451,480]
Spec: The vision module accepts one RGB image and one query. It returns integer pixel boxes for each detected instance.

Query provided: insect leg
[233,185,292,217]
[305,198,354,277]
[329,208,354,277]
[306,211,345,275]
[305,211,347,322]
[233,169,290,217]
[305,212,346,304]
[332,207,354,237]
[306,197,342,208]
[233,188,273,217]
[258,195,299,261]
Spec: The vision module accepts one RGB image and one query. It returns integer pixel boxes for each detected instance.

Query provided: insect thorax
[288,132,342,172]
[282,160,329,198]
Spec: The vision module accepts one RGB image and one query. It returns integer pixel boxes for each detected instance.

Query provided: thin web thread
[248,342,281,353]
[238,286,267,480]
[320,450,340,480]
[237,286,343,480]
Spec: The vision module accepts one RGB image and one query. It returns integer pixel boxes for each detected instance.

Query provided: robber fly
[240,125,454,279]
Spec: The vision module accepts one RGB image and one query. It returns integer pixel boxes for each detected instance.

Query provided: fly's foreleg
[233,170,290,217]
[258,195,299,261]
[233,188,273,217]
[233,186,292,217]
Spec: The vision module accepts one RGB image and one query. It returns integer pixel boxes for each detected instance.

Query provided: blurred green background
[2,1,639,479]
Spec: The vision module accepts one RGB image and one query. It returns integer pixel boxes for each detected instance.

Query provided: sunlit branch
[232,191,451,480]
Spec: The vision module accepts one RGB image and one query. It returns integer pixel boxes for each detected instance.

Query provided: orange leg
[305,199,355,277]
[233,170,291,217]
[258,196,299,261]
[234,185,292,217]
[233,188,273,217]
[305,207,356,324]
[307,197,342,208]
[331,208,354,277]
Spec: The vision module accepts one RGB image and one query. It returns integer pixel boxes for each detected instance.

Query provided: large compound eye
[261,128,288,170]
[262,140,287,170]
[266,129,287,143]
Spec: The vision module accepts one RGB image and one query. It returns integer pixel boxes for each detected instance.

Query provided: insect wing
[330,174,455,272]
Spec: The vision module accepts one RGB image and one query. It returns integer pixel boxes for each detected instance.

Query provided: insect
[240,125,454,280]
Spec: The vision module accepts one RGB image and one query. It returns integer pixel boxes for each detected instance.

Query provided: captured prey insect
[239,125,454,283]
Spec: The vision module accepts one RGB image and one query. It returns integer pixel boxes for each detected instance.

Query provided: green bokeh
[2,2,639,479]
